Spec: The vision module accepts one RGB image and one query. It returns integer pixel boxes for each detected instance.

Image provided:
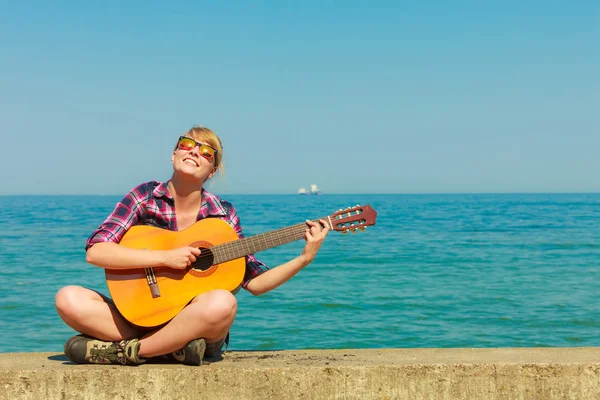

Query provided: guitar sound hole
[191,247,214,272]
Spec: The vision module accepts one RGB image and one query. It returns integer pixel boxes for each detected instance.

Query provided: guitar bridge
[145,268,161,298]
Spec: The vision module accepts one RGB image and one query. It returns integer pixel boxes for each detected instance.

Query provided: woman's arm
[86,242,201,270]
[245,219,329,295]
[85,183,200,271]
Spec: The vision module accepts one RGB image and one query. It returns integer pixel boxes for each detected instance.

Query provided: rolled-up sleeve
[85,184,149,250]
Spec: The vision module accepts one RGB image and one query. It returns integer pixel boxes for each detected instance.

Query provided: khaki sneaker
[169,338,206,366]
[64,335,145,365]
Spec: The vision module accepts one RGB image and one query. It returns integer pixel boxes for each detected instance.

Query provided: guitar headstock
[329,204,377,234]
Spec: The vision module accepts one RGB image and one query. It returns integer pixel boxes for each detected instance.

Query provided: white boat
[298,184,322,195]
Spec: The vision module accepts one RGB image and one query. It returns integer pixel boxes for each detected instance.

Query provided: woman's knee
[198,290,237,324]
[55,285,91,320]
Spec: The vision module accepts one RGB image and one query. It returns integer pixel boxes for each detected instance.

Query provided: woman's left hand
[299,219,330,265]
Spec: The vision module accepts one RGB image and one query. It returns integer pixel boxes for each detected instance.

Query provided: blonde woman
[55,126,329,366]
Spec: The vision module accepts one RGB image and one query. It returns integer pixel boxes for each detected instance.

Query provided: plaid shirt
[86,180,269,288]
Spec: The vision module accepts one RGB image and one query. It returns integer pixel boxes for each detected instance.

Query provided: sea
[1,193,599,353]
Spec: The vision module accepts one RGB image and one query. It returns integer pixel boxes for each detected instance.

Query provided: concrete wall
[1,348,599,399]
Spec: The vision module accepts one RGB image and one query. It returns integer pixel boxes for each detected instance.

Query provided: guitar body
[103,204,377,328]
[105,218,245,328]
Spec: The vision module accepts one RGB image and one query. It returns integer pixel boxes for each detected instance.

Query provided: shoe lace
[91,341,128,365]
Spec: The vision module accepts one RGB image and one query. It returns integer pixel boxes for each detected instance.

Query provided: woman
[55,126,329,366]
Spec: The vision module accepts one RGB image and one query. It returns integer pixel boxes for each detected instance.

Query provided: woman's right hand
[160,247,201,269]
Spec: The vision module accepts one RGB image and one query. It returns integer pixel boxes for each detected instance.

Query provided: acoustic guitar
[106,204,377,327]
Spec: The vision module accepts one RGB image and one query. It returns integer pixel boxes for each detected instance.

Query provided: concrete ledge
[1,348,599,399]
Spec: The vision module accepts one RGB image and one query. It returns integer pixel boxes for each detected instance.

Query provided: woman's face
[171,136,217,181]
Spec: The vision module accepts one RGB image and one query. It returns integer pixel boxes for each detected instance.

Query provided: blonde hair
[182,125,224,174]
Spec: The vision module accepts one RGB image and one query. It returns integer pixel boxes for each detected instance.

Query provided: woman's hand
[299,219,330,266]
[160,246,201,270]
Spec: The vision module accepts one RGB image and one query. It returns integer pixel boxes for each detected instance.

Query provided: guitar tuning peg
[351,229,357,234]
[360,227,365,231]
[356,210,361,215]
[342,230,348,235]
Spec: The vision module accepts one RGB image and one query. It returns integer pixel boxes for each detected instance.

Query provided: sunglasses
[176,136,218,160]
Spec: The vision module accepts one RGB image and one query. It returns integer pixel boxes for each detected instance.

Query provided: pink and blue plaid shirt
[86,180,270,288]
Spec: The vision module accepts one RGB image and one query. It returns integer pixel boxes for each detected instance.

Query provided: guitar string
[186,215,347,267]
[152,214,361,269]
[190,224,308,267]
[210,220,315,256]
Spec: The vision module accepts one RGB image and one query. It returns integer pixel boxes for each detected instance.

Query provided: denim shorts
[205,332,229,358]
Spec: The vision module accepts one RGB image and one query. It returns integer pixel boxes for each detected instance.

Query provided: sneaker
[64,335,145,365]
[169,338,206,366]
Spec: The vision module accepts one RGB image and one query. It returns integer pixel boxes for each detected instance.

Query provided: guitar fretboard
[210,219,324,263]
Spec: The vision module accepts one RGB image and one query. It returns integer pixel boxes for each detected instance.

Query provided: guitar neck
[211,219,324,264]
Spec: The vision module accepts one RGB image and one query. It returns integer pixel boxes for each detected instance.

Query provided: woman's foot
[64,335,145,365]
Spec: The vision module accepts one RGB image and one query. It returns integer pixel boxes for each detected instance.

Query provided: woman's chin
[174,168,205,182]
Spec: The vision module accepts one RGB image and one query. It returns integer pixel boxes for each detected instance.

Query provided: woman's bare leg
[55,285,144,341]
[56,285,236,359]
[137,289,236,358]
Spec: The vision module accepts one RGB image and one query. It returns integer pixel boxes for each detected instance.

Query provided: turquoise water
[1,194,599,353]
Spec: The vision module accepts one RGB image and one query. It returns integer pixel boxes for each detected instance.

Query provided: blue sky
[1,1,598,195]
